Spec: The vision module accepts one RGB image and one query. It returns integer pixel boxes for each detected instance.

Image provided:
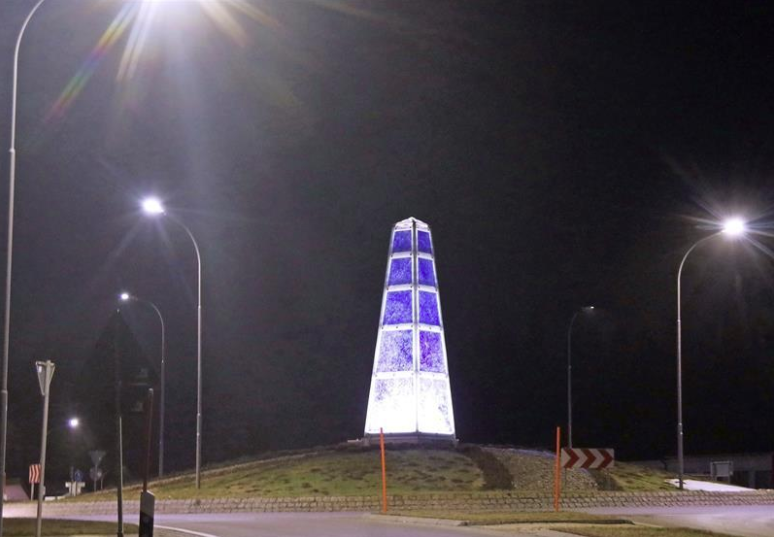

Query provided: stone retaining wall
[20,490,774,517]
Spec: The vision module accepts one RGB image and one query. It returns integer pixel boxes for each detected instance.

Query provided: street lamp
[140,197,203,488]
[1,2,49,527]
[1,1,166,526]
[676,218,747,490]
[120,291,167,476]
[567,306,594,448]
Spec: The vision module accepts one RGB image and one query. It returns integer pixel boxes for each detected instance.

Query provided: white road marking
[156,524,222,537]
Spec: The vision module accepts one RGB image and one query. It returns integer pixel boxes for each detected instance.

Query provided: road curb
[364,513,466,527]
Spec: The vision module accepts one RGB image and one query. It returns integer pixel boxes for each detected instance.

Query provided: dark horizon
[1,0,774,482]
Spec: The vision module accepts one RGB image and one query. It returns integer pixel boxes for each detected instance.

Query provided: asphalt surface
[588,505,774,537]
[7,502,774,536]
[153,513,531,537]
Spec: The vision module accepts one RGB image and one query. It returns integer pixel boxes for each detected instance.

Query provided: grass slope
[2,518,138,536]
[597,461,678,491]
[77,444,679,500]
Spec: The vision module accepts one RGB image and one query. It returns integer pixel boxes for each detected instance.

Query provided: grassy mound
[76,444,677,500]
[595,461,678,491]
[487,447,598,491]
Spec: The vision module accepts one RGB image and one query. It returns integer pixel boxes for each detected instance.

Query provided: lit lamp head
[68,417,80,429]
[119,292,133,302]
[141,197,166,216]
[721,218,747,237]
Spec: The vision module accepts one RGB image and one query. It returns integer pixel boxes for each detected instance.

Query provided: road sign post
[139,389,155,537]
[34,360,55,537]
[88,451,105,492]
[379,428,387,514]
[28,464,40,500]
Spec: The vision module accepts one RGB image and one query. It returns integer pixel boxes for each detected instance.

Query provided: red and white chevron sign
[29,463,40,484]
[561,448,614,469]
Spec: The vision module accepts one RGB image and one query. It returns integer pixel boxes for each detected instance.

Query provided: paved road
[75,512,547,537]
[588,505,774,537]
[155,513,525,537]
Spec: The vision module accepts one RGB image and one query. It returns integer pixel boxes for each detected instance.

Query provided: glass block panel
[419,291,440,326]
[366,378,416,434]
[383,291,412,324]
[417,230,433,254]
[388,258,412,286]
[392,230,412,253]
[419,331,445,373]
[377,331,413,372]
[418,258,436,287]
[418,378,453,434]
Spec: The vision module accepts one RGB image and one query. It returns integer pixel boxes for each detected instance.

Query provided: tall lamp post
[1,2,49,528]
[2,1,171,526]
[567,306,594,448]
[676,217,746,490]
[120,292,167,476]
[141,197,203,489]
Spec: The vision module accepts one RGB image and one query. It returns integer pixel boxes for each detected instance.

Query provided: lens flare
[142,197,165,215]
[46,0,281,121]
[46,0,388,121]
[722,218,746,236]
[46,3,135,122]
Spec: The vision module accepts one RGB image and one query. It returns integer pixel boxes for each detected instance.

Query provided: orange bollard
[380,428,388,513]
[554,426,561,512]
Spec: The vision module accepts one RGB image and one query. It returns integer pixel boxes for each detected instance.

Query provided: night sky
[2,0,774,480]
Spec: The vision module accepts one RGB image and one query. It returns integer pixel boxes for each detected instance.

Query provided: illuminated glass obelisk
[364,217,456,442]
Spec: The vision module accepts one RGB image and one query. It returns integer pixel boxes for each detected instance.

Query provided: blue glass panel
[419,331,445,373]
[417,230,432,254]
[419,291,440,326]
[392,230,412,253]
[418,258,436,287]
[388,258,412,286]
[377,331,413,372]
[383,291,412,324]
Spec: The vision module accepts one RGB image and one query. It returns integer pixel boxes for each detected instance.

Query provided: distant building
[364,217,456,443]
[635,452,774,489]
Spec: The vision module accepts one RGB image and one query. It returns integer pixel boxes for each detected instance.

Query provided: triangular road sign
[35,361,55,397]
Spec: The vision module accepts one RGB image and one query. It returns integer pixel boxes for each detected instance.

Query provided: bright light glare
[722,218,746,236]
[587,306,595,310]
[142,197,165,215]
[120,292,131,301]
[68,417,80,429]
